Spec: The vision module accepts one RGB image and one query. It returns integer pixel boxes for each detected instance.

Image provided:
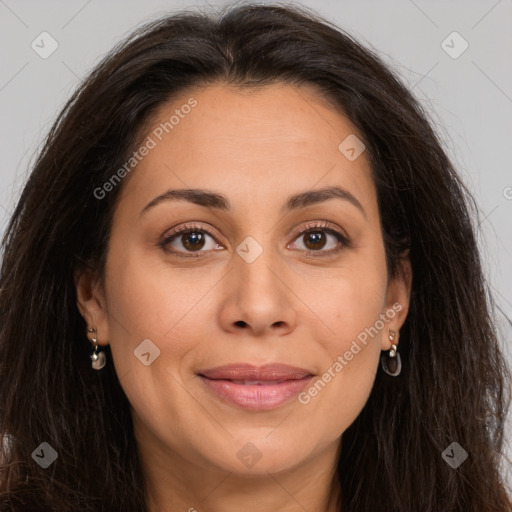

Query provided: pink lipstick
[197,363,314,410]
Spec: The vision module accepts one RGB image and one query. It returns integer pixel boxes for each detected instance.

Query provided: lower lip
[199,376,314,410]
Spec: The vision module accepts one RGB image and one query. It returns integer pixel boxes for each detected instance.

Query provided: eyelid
[163,221,220,239]
[288,219,347,241]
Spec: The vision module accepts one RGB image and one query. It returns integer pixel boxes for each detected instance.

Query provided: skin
[76,82,412,512]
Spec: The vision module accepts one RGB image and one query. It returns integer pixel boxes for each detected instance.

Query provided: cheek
[298,292,383,440]
[102,245,186,376]
[296,250,387,424]
[302,249,388,347]
[103,242,230,400]
[105,239,206,336]
[102,250,204,435]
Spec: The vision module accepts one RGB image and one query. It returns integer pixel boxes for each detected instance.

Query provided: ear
[381,249,412,351]
[74,268,110,346]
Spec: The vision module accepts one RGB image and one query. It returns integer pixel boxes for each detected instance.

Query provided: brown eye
[289,222,350,257]
[303,231,328,251]
[180,230,206,251]
[161,225,223,257]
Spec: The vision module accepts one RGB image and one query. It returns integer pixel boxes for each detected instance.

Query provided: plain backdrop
[0,0,511,488]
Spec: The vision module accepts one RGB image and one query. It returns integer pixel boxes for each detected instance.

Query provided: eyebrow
[140,185,366,218]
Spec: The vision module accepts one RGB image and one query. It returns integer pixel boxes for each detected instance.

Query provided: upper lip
[198,363,314,381]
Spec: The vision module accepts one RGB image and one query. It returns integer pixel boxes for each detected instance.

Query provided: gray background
[0,0,511,487]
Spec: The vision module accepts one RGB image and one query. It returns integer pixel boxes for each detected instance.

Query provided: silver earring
[88,327,106,370]
[381,328,401,376]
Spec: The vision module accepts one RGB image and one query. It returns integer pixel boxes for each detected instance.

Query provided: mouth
[197,363,315,410]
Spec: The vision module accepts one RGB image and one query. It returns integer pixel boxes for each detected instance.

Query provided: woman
[0,3,510,511]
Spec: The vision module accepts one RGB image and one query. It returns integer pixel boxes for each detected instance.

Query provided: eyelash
[159,220,350,259]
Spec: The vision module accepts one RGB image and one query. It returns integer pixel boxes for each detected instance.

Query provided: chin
[201,436,314,476]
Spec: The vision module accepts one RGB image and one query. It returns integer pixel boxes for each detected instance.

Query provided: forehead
[117,82,376,218]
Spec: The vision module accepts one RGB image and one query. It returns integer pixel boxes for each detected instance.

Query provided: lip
[198,363,313,381]
[197,363,315,410]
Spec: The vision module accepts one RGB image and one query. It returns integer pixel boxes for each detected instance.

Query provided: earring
[88,327,106,370]
[381,328,401,376]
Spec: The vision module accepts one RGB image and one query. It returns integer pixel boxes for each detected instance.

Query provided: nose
[218,245,297,338]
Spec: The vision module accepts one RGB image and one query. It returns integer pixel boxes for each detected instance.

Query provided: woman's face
[78,82,410,478]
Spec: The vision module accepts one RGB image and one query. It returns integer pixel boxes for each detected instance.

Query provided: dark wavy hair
[0,2,510,511]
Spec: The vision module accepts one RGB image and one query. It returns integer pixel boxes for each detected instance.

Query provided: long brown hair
[1,3,510,511]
